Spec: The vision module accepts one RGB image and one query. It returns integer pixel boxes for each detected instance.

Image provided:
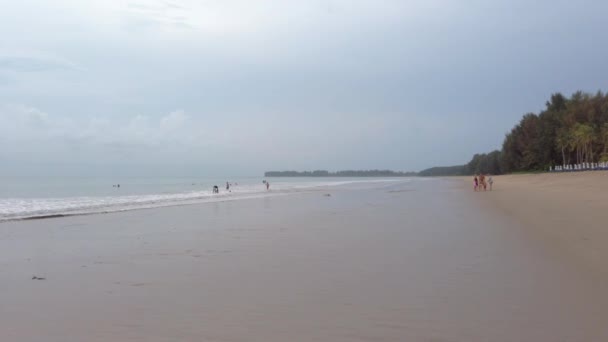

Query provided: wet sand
[471,171,608,278]
[1,179,608,341]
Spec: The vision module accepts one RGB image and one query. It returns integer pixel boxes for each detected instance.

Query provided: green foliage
[600,123,608,162]
[270,91,608,177]
[264,170,418,177]
[417,151,502,176]
[466,150,502,175]
[418,165,468,177]
[500,90,608,172]
[427,90,608,176]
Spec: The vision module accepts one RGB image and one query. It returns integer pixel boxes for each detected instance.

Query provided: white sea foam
[0,178,405,221]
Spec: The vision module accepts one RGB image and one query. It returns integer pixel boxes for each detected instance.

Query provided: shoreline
[0,179,405,223]
[0,188,321,223]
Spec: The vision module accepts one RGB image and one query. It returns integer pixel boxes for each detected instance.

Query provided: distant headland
[264,170,418,177]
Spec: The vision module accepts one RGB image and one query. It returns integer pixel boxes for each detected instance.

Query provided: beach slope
[476,172,608,277]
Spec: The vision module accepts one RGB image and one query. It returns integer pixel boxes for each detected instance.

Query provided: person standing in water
[266,181,270,190]
[226,182,230,191]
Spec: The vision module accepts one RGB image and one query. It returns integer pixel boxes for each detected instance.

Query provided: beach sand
[473,171,608,279]
[1,178,608,341]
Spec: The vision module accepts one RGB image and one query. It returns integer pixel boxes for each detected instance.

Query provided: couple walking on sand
[474,174,493,191]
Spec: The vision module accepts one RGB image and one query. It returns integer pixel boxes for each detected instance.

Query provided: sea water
[0,176,404,221]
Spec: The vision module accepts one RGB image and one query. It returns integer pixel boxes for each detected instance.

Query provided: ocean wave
[0,179,403,222]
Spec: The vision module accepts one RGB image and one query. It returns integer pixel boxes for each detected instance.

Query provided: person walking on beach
[488,175,494,191]
[474,176,479,191]
[479,174,486,191]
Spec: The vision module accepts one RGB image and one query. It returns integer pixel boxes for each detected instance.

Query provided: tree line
[501,91,608,172]
[420,91,608,176]
[264,170,418,177]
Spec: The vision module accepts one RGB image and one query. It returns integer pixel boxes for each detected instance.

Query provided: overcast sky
[1,0,607,176]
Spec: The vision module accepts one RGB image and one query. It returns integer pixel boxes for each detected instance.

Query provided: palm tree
[600,123,608,162]
[556,129,572,165]
[582,124,595,163]
[573,123,595,163]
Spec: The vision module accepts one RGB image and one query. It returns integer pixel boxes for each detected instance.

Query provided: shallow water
[0,176,404,221]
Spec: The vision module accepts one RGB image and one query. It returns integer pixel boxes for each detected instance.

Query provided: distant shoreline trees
[268,91,608,178]
[500,91,608,173]
[264,170,418,177]
[420,91,608,176]
[417,165,467,177]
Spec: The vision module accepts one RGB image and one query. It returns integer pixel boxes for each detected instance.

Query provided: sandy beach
[475,171,608,279]
[2,177,608,341]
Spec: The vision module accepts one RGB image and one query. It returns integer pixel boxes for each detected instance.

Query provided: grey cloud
[126,3,155,11]
[123,0,192,31]
[0,56,79,73]
[0,73,16,86]
[1,0,608,173]
[163,1,185,10]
